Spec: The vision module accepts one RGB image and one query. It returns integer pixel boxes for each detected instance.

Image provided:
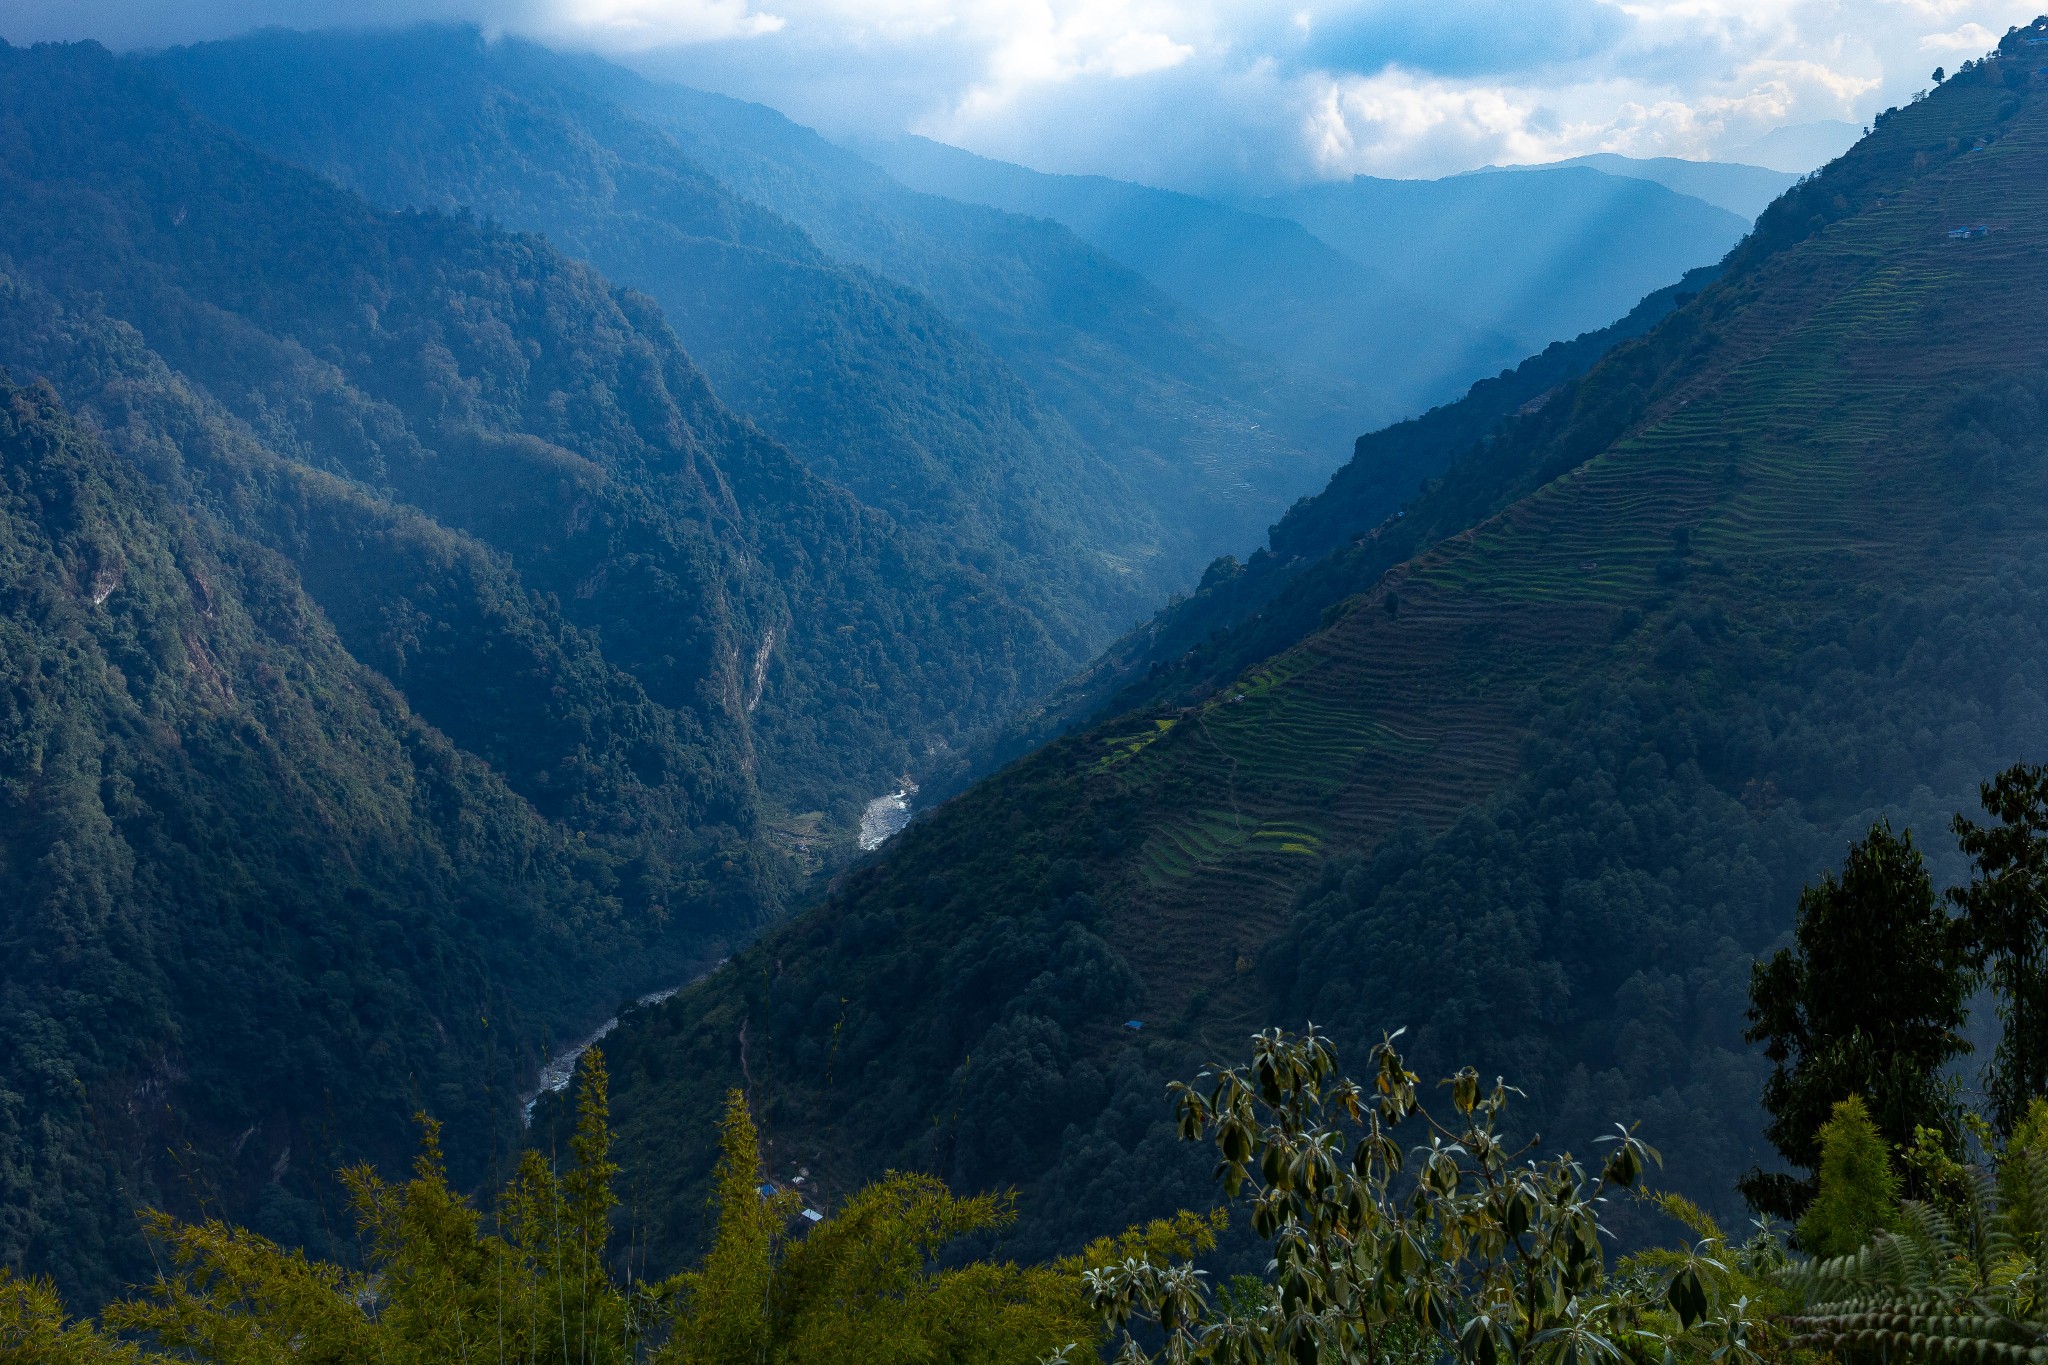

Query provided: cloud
[613,0,2035,188]
[1921,20,2002,49]
[545,0,783,45]
[953,1,1197,119]
[1289,0,1632,79]
[2,0,2040,184]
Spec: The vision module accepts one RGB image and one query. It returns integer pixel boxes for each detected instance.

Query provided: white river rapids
[858,783,917,851]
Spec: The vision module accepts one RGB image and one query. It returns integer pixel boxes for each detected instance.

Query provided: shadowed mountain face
[594,45,2048,1272]
[0,36,1171,1300]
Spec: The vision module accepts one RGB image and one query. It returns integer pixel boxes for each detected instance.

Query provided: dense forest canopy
[0,368,692,1298]
[0,34,1221,1302]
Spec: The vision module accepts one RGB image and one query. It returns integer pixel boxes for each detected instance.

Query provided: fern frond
[1780,1150,2048,1363]
[2003,1146,2048,1260]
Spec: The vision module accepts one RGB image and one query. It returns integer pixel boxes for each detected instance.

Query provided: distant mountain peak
[1726,118,1863,174]
[859,132,1749,418]
[1463,152,1797,219]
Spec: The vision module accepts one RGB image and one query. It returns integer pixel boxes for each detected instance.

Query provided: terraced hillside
[589,29,2048,1269]
[956,263,1722,787]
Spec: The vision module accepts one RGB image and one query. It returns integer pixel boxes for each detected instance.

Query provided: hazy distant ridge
[862,134,1753,419]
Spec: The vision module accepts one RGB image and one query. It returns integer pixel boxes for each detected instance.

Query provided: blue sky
[6,0,2042,187]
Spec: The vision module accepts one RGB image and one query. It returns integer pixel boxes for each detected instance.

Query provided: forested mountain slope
[0,364,724,1301]
[1250,167,1750,354]
[965,264,1722,778]
[0,37,1116,1299]
[564,61,1370,573]
[148,28,1154,643]
[0,38,1070,822]
[595,32,2048,1269]
[855,134,1523,413]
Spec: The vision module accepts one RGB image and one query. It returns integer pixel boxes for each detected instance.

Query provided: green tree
[1067,1026,1780,1365]
[1744,820,1972,1219]
[15,1053,1104,1363]
[768,1174,1089,1364]
[2001,1097,2048,1265]
[0,1272,145,1364]
[658,1090,783,1365]
[1794,1097,1899,1258]
[105,1052,634,1365]
[659,1089,1098,1365]
[1952,764,2048,1134]
[1778,1115,2048,1363]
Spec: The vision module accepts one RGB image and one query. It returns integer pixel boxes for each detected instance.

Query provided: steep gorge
[0,36,1129,1298]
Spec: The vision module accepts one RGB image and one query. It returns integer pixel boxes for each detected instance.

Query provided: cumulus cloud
[616,0,2038,186]
[1921,20,2004,49]
[952,1,1197,120]
[546,0,783,45]
[2,0,2040,185]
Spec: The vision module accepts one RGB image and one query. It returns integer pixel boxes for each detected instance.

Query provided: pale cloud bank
[3,0,2042,187]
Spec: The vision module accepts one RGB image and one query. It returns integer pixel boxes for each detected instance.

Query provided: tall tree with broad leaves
[1743,820,1973,1220]
[1952,763,2048,1135]
[1061,1026,1793,1365]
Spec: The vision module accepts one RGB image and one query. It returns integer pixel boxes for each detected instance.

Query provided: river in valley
[525,783,917,1121]
[521,975,705,1124]
[858,782,917,851]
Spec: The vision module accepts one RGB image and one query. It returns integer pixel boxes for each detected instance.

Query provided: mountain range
[1243,169,1749,358]
[584,38,2048,1273]
[1500,154,1797,219]
[147,26,1349,603]
[154,27,1768,555]
[0,11,2015,1310]
[0,34,1111,1295]
[859,133,1760,415]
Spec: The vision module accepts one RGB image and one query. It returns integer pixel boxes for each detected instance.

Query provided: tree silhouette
[1744,821,1971,1219]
